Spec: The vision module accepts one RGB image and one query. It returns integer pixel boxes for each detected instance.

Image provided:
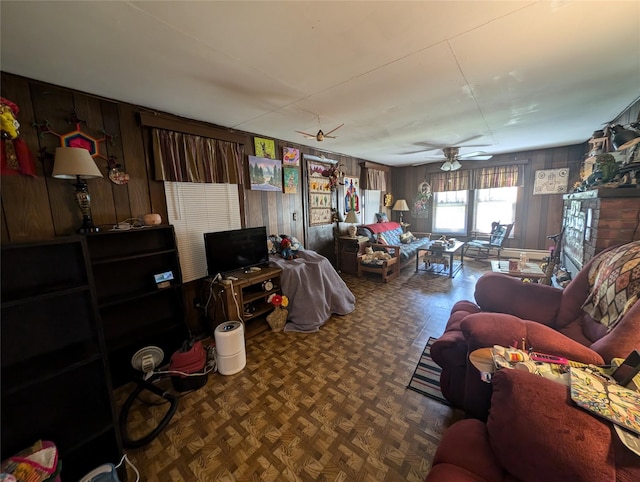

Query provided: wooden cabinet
[338,236,369,274]
[211,266,282,338]
[1,238,124,481]
[562,188,640,278]
[84,225,188,387]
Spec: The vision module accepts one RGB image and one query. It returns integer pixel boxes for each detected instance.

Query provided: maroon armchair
[431,241,640,419]
[426,369,640,482]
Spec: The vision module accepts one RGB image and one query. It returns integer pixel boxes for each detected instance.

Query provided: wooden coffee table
[490,260,546,280]
[416,240,465,278]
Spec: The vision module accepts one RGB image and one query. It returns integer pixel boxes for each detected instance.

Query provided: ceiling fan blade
[323,123,344,136]
[458,151,489,158]
[455,134,485,145]
[461,154,493,161]
[295,130,316,138]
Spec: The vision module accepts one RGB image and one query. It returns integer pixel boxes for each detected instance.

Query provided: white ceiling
[1,1,639,167]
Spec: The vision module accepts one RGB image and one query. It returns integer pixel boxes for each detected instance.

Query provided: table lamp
[344,210,358,237]
[52,147,103,233]
[392,199,409,223]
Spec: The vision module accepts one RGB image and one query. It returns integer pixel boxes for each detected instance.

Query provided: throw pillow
[400,231,416,244]
[268,235,282,254]
[582,240,640,331]
[376,233,388,245]
[375,212,389,223]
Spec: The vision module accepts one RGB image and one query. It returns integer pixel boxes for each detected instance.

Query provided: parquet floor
[116,259,491,481]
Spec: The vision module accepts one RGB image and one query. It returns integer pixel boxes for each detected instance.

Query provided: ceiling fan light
[440,161,453,171]
[450,159,462,171]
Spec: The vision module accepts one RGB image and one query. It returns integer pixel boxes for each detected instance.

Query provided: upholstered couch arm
[474,272,564,326]
[460,313,604,365]
[488,369,639,482]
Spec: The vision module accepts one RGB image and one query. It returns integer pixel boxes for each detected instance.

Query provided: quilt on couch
[357,222,431,265]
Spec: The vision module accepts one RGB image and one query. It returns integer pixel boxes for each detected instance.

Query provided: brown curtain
[430,170,471,192]
[365,168,387,191]
[152,128,244,184]
[430,164,523,192]
[472,165,523,189]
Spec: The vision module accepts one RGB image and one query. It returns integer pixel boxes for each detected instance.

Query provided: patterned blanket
[582,241,640,331]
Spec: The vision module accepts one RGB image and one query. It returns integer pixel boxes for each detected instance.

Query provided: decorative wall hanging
[307,158,334,226]
[283,147,300,166]
[283,167,298,194]
[34,111,127,181]
[533,168,569,195]
[248,155,282,191]
[412,181,432,218]
[107,156,130,185]
[384,192,393,207]
[343,176,360,214]
[0,97,37,177]
[254,137,276,159]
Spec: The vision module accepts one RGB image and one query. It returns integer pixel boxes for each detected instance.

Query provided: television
[203,226,269,277]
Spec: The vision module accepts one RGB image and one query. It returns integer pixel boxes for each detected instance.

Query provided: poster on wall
[343,176,360,214]
[248,155,282,191]
[533,168,569,195]
[254,137,276,159]
[283,167,299,194]
[283,147,300,166]
[307,158,333,226]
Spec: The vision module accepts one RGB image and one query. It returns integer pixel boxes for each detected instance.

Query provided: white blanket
[269,250,356,332]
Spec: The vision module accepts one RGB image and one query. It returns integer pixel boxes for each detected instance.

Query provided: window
[473,187,517,234]
[432,190,468,235]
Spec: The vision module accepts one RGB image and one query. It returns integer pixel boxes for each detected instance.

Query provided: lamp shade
[344,210,358,224]
[440,161,453,171]
[450,159,462,171]
[392,199,409,212]
[52,147,103,179]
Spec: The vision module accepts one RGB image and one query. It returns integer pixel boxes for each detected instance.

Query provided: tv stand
[212,265,283,338]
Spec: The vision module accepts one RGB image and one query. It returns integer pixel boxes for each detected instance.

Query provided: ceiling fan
[418,147,493,171]
[295,123,344,141]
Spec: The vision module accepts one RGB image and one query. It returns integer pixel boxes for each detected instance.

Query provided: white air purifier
[214,321,246,375]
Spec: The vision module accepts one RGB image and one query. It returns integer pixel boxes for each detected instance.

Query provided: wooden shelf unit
[561,189,640,279]
[84,225,188,387]
[1,237,124,481]
[210,266,282,338]
[338,236,369,274]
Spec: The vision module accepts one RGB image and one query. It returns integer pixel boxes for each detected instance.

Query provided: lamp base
[79,215,100,234]
[347,224,357,237]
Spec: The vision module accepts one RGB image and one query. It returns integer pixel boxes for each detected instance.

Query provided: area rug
[408,337,449,404]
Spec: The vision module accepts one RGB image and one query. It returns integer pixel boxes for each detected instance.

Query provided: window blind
[164,182,241,282]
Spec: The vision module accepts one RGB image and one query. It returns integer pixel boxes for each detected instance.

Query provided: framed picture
[283,147,300,166]
[254,137,276,159]
[248,155,282,191]
[343,176,360,214]
[533,168,569,195]
[307,158,334,226]
[283,167,299,194]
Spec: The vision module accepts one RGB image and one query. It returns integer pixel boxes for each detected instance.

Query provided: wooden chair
[357,244,400,282]
[464,222,513,260]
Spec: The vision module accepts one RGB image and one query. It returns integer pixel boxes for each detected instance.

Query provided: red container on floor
[170,340,208,392]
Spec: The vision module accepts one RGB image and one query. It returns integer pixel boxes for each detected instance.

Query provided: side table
[338,235,369,274]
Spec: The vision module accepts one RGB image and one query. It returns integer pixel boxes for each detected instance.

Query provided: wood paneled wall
[2,71,636,332]
[0,72,370,256]
[391,144,586,250]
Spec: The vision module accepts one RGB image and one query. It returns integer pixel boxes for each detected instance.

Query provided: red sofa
[426,369,640,482]
[431,241,640,419]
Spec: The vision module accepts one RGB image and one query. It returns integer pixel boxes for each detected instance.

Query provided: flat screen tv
[204,226,269,277]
